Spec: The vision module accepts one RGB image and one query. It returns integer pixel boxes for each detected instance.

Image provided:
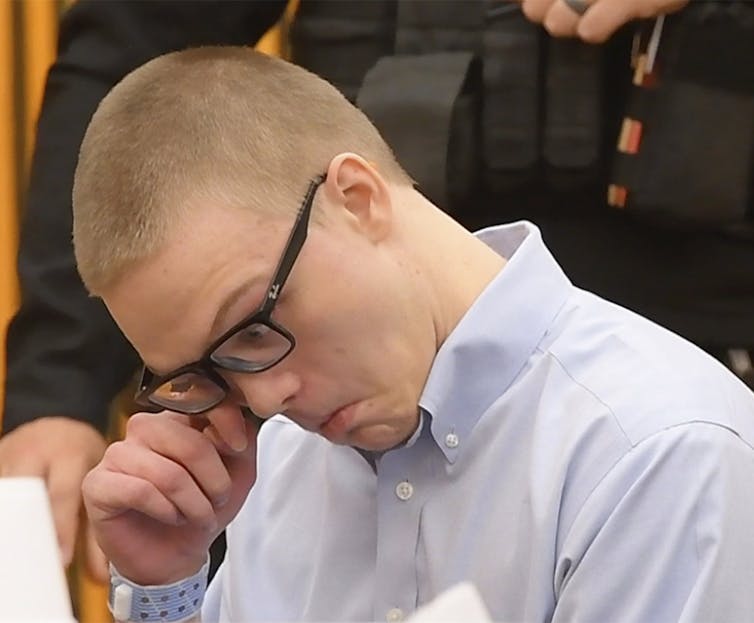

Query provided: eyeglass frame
[134,173,327,415]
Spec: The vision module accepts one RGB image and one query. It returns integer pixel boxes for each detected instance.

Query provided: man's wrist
[108,556,210,623]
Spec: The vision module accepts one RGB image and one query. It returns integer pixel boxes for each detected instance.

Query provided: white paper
[0,477,76,622]
[407,582,492,622]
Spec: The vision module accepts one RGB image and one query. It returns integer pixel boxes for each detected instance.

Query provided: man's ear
[324,153,392,242]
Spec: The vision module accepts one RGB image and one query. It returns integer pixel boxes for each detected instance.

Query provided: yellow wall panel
[21,0,58,175]
[0,0,19,417]
[0,0,60,424]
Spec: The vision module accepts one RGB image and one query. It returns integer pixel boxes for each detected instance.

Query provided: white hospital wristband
[108,557,210,623]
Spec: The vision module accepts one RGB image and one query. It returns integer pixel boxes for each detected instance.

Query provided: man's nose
[225,368,301,420]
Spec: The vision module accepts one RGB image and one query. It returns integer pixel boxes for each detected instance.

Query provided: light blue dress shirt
[203,221,754,622]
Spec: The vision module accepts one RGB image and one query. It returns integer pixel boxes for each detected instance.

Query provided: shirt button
[386,608,404,622]
[395,480,413,501]
[445,432,459,448]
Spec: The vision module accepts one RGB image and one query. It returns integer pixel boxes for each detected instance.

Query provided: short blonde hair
[73,46,411,293]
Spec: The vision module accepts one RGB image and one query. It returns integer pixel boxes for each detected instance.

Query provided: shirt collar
[419,221,573,463]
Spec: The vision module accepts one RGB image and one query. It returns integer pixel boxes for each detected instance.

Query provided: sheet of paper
[407,582,492,622]
[0,477,76,622]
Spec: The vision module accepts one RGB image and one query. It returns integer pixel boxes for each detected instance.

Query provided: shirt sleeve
[2,0,287,435]
[201,559,226,623]
[552,422,754,622]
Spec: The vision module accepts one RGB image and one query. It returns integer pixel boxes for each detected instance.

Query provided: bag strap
[357,50,480,207]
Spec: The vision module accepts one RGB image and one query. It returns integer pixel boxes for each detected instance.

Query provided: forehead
[155,204,285,294]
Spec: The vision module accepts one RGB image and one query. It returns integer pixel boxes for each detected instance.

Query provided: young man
[6,0,753,582]
[76,47,754,623]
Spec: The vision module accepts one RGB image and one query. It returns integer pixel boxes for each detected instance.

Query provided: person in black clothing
[1,0,752,580]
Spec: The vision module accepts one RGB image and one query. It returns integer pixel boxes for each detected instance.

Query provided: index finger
[124,412,233,507]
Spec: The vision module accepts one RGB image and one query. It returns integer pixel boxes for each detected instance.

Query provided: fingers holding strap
[523,0,654,44]
[562,0,590,16]
[546,0,593,36]
[522,0,593,38]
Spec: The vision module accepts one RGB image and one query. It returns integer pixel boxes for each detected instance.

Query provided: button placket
[374,432,433,622]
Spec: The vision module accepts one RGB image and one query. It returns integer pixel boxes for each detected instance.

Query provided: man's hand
[82,405,259,585]
[520,0,689,43]
[0,417,109,579]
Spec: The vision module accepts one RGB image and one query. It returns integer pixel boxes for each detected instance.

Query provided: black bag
[609,3,754,237]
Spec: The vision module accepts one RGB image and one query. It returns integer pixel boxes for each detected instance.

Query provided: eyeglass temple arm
[262,174,326,310]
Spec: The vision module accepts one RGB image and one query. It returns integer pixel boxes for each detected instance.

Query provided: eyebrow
[208,275,267,341]
[141,277,267,377]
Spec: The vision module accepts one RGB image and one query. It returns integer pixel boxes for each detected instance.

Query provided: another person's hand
[0,417,109,579]
[82,405,258,585]
[520,0,689,43]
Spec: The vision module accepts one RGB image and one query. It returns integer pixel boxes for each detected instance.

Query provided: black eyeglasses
[134,174,326,415]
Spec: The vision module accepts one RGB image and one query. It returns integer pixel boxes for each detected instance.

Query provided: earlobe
[325,153,392,242]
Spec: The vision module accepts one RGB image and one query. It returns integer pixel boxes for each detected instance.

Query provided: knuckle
[125,411,154,436]
[81,466,112,506]
[178,435,211,464]
[209,476,232,503]
[157,462,188,496]
[122,478,157,507]
[103,440,131,464]
[80,471,95,498]
[521,1,544,23]
[578,25,608,43]
[544,19,568,37]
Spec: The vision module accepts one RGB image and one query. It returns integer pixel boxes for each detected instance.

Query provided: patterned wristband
[108,557,210,623]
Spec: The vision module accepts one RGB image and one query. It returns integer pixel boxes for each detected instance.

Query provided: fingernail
[230,420,248,452]
[229,435,246,452]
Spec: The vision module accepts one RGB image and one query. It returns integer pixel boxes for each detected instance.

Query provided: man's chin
[315,401,420,450]
[340,423,415,452]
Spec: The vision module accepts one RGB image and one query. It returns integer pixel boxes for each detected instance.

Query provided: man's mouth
[319,402,358,436]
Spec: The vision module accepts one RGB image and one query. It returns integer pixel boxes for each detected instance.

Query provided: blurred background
[0,0,61,416]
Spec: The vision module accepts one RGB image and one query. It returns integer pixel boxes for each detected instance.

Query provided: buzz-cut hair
[73,46,411,294]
